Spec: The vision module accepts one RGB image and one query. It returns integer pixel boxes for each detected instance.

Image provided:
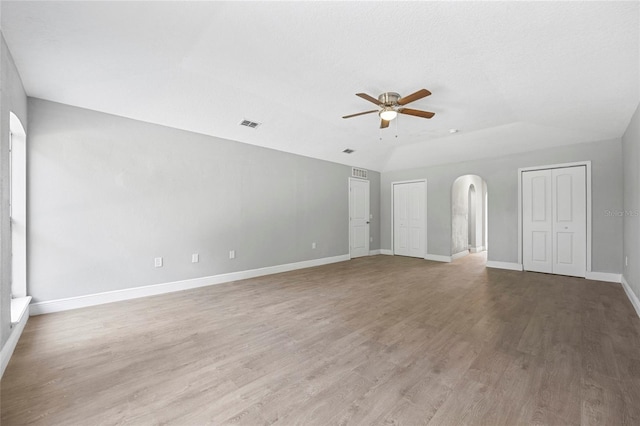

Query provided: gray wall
[381,138,624,273]
[28,98,380,303]
[0,34,28,348]
[623,103,640,299]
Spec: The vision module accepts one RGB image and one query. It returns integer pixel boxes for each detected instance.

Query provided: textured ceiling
[2,1,638,172]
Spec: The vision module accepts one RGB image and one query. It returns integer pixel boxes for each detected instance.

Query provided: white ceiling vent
[239,119,261,129]
[352,167,368,179]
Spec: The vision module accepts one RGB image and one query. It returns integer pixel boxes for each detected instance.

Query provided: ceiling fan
[342,89,435,128]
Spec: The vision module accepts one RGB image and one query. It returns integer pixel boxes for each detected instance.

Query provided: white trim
[424,254,452,263]
[369,249,381,255]
[451,250,469,260]
[586,165,592,272]
[621,275,640,318]
[470,246,484,253]
[585,271,621,283]
[518,169,522,263]
[486,261,524,271]
[30,254,350,316]
[380,249,394,256]
[1,303,30,378]
[11,296,31,324]
[10,112,28,299]
[518,161,592,272]
[518,161,594,173]
[391,179,428,257]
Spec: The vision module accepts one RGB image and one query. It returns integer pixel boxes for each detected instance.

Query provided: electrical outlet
[229,250,236,259]
[192,253,199,263]
[626,256,628,266]
[312,242,316,249]
[154,257,163,268]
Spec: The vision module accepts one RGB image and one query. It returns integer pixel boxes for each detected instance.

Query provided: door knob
[366,221,370,224]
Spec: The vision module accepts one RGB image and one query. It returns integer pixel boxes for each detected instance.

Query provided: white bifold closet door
[522,166,586,277]
[393,181,426,258]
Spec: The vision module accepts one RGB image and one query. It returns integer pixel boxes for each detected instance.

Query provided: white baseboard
[621,275,640,318]
[470,246,485,253]
[1,303,30,378]
[424,254,452,263]
[585,271,621,283]
[379,249,394,256]
[11,296,32,324]
[486,261,524,271]
[30,254,350,316]
[451,250,469,261]
[369,249,381,256]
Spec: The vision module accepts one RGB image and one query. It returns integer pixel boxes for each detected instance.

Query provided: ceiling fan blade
[398,108,435,119]
[356,93,382,105]
[380,119,390,129]
[342,110,378,119]
[397,89,431,106]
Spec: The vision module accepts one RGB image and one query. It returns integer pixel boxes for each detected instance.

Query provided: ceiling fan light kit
[343,88,435,129]
[379,107,397,121]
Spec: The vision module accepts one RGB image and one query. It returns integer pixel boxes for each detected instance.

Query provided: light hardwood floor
[2,253,640,425]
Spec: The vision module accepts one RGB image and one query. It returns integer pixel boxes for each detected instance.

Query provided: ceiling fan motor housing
[378,92,401,106]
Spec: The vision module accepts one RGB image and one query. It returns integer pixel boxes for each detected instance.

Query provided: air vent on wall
[352,167,368,179]
[239,119,261,129]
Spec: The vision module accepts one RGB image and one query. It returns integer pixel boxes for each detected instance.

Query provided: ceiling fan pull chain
[395,115,399,138]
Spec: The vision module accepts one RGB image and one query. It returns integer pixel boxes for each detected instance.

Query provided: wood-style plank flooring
[2,253,640,425]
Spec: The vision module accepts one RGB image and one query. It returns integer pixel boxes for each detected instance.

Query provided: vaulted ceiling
[2,1,638,172]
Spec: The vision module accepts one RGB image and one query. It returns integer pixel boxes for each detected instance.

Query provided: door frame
[391,179,428,257]
[348,177,370,259]
[518,161,592,272]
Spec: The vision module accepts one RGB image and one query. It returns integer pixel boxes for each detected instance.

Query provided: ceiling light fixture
[379,107,397,121]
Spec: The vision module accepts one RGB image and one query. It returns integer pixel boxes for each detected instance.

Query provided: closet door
[551,166,586,277]
[393,181,426,258]
[523,170,553,273]
[522,166,586,277]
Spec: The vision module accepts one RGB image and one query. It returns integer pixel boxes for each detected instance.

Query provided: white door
[349,178,370,258]
[552,166,586,277]
[522,170,553,273]
[522,166,586,277]
[393,181,426,258]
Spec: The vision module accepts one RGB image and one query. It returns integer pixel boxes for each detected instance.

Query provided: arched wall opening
[451,174,487,260]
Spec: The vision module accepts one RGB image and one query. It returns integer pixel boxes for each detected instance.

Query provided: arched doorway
[451,175,487,261]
